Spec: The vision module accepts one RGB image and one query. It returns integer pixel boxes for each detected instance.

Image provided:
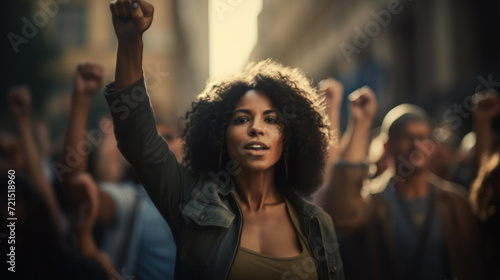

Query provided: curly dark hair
[182,59,330,197]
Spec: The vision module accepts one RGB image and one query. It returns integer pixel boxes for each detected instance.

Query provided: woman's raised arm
[105,0,194,234]
[110,0,153,89]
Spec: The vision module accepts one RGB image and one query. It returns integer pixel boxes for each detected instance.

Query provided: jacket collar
[217,178,235,196]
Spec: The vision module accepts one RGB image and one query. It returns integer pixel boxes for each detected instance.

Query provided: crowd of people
[1,0,499,279]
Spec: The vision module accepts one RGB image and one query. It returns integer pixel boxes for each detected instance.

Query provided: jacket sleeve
[103,77,196,237]
[323,162,372,236]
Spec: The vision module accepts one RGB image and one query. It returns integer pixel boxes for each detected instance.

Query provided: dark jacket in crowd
[328,165,479,280]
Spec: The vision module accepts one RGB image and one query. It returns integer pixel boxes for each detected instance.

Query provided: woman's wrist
[115,39,144,90]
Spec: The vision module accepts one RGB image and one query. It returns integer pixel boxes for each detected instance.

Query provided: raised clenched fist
[319,78,344,120]
[473,90,500,122]
[348,86,378,124]
[110,0,154,41]
[73,62,104,97]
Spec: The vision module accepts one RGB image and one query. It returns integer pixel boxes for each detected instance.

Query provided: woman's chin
[238,162,276,173]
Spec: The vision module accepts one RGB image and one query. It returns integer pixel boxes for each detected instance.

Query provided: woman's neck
[234,168,283,212]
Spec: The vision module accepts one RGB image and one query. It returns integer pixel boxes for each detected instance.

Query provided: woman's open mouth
[243,141,269,156]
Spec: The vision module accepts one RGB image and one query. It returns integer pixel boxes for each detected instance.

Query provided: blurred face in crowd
[226,90,284,173]
[387,121,436,173]
[157,123,184,162]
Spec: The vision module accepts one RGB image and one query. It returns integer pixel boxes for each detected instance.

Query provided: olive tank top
[227,197,318,280]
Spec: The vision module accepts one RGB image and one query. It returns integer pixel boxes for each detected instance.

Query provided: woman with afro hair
[106,1,344,279]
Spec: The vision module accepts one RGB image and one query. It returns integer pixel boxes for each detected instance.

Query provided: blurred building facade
[8,0,211,141]
[250,0,500,136]
[43,0,205,118]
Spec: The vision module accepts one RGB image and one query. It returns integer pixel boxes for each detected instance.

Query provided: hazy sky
[209,0,263,79]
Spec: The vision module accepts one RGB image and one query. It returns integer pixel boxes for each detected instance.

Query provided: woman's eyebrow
[232,108,277,115]
[232,109,251,115]
[263,109,278,115]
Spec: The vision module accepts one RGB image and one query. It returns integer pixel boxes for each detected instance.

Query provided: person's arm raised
[472,91,500,166]
[342,87,377,162]
[59,63,119,224]
[110,0,153,89]
[106,0,190,233]
[321,87,377,236]
[60,63,104,182]
[313,78,343,203]
[470,91,500,220]
[9,87,61,224]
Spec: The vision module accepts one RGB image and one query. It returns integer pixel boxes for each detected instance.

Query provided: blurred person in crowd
[453,131,477,187]
[470,90,500,279]
[428,125,459,183]
[313,78,344,202]
[0,134,26,175]
[156,117,184,162]
[57,62,177,279]
[1,87,112,279]
[103,1,344,279]
[93,116,127,183]
[368,127,394,178]
[319,91,479,279]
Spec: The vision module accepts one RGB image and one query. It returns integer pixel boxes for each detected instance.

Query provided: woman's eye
[234,116,249,124]
[265,117,279,124]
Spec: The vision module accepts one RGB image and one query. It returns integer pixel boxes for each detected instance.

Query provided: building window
[58,5,86,47]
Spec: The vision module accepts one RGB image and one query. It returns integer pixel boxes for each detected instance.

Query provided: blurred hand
[473,91,500,122]
[348,86,378,125]
[110,0,154,41]
[8,86,32,119]
[348,86,377,124]
[319,78,343,120]
[71,173,99,233]
[0,135,26,173]
[73,62,104,98]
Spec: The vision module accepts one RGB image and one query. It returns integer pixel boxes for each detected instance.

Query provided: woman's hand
[110,0,154,42]
[111,0,153,89]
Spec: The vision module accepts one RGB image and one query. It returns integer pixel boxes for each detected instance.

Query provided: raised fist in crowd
[473,90,500,122]
[319,78,344,122]
[73,62,104,98]
[348,86,378,126]
[110,0,155,41]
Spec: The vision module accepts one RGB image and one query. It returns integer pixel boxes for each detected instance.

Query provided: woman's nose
[249,120,264,136]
